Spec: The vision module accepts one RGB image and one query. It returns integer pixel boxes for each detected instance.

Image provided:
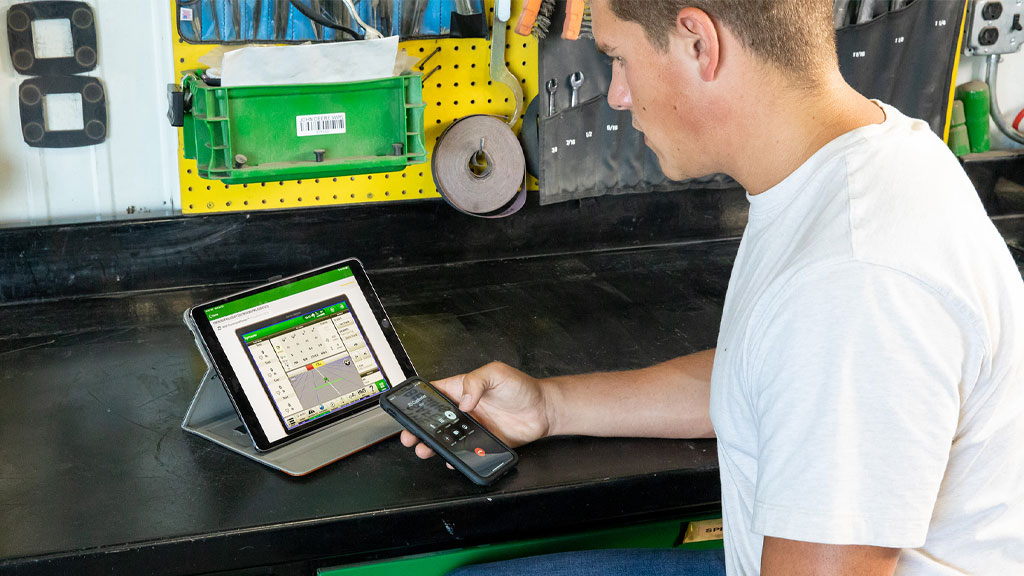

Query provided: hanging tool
[833,0,849,29]
[288,0,377,40]
[274,1,290,40]
[324,0,352,39]
[339,0,383,38]
[402,0,430,37]
[562,0,585,40]
[231,0,242,41]
[546,78,558,116]
[579,2,592,39]
[568,71,584,107]
[490,0,524,127]
[185,0,203,40]
[856,0,875,24]
[379,0,393,36]
[311,0,324,40]
[451,0,486,37]
[515,0,542,35]
[514,0,552,37]
[252,0,264,39]
[207,0,221,41]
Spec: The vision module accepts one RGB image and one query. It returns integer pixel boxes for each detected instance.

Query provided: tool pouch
[535,0,966,205]
[176,0,488,43]
[836,0,967,137]
[535,0,734,206]
[538,95,734,205]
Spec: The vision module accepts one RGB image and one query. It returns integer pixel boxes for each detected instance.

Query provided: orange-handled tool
[515,0,543,36]
[562,0,585,40]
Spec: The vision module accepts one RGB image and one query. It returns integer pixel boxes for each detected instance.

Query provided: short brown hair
[608,0,837,79]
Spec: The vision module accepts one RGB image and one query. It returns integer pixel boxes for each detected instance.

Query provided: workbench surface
[0,237,737,575]
[1,194,1020,575]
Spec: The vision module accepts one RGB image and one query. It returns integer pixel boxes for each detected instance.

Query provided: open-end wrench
[491,0,524,127]
[569,71,584,107]
[546,79,558,116]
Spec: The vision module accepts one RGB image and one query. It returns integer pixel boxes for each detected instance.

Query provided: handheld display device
[185,259,415,451]
[380,377,518,486]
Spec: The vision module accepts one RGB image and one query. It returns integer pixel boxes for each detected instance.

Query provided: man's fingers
[432,374,466,401]
[414,442,436,459]
[434,373,482,413]
[400,430,419,447]
[454,368,496,412]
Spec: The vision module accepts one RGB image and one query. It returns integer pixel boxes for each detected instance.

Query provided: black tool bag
[175,0,488,43]
[535,0,966,205]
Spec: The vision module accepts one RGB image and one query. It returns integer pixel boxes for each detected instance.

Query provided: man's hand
[399,362,552,460]
[761,537,899,576]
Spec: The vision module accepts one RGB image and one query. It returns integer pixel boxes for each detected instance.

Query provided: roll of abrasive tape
[432,115,527,218]
[955,81,991,153]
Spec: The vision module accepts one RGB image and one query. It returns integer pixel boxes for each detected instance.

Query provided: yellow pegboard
[172,0,539,214]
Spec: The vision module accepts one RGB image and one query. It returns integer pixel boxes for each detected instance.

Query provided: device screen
[201,265,409,444]
[387,380,515,478]
[237,297,388,431]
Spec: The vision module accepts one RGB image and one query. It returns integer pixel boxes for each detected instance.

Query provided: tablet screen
[200,264,408,444]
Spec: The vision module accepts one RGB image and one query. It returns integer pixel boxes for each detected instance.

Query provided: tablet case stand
[182,370,402,476]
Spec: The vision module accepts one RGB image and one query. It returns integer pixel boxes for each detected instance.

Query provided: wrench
[491,0,524,127]
[569,71,584,107]
[546,78,558,116]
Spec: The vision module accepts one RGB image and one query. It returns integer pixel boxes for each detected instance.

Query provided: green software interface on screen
[237,295,388,430]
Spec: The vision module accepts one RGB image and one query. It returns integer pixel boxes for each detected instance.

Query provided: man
[404,0,1024,574]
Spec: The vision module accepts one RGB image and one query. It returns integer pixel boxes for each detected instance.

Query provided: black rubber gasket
[19,75,107,148]
[7,1,97,76]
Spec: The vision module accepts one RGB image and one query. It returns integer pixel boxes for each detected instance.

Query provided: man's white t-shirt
[709,102,1024,575]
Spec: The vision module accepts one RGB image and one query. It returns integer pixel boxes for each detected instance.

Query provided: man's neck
[723,72,886,196]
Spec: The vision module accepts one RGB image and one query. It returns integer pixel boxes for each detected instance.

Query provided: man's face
[591,0,716,180]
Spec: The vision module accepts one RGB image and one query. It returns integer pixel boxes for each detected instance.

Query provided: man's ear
[676,7,720,82]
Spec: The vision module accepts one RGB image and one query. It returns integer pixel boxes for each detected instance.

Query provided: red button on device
[474,447,486,456]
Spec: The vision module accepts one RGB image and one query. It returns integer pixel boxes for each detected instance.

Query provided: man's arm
[761,537,899,576]
[543,348,716,439]
[401,348,716,458]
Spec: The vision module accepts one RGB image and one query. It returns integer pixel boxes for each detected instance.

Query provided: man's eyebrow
[595,41,615,55]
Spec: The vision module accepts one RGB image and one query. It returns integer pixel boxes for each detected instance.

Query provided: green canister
[955,81,990,153]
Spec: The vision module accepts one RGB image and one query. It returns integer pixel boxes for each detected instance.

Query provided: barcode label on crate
[296,113,347,137]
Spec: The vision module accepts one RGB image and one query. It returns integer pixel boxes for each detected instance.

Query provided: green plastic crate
[181,71,427,184]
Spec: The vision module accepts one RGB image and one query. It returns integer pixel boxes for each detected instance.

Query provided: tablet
[185,259,415,451]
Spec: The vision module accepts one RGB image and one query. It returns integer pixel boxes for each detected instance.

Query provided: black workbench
[2,187,1021,575]
[0,191,745,575]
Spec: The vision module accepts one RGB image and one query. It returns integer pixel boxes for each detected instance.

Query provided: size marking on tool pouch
[852,50,867,58]
[296,113,347,137]
[606,124,618,132]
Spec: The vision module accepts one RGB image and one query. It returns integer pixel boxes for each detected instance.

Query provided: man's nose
[607,63,632,111]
